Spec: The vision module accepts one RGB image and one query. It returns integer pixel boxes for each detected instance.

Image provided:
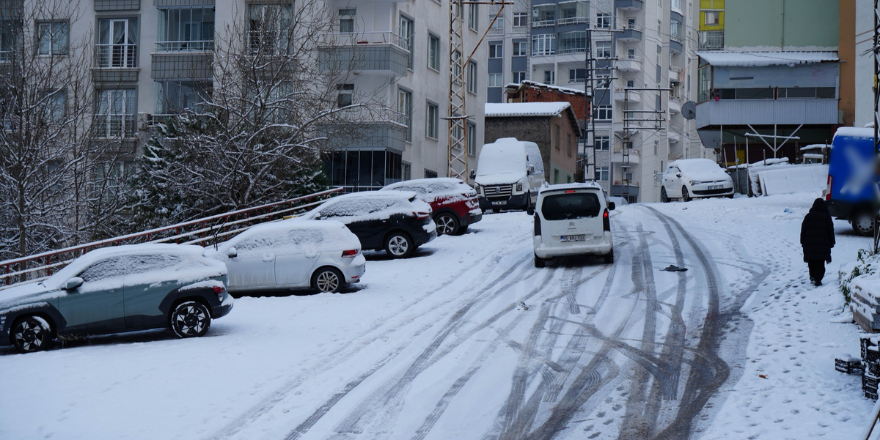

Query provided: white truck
[473,138,544,212]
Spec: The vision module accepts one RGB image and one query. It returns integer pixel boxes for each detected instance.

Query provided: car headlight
[689,180,696,186]
[516,179,524,192]
[474,183,482,195]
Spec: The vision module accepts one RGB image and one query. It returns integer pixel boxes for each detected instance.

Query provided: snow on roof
[485,102,572,118]
[834,126,875,141]
[506,80,590,96]
[696,51,838,67]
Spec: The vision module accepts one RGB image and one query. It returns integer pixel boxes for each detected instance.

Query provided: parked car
[533,183,615,267]
[302,191,437,258]
[0,244,232,353]
[825,127,878,235]
[381,178,482,235]
[660,158,734,202]
[206,220,365,294]
[474,138,545,212]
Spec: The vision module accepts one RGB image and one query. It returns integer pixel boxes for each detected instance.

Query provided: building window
[704,11,719,26]
[569,68,585,83]
[248,4,293,54]
[593,105,611,120]
[595,166,609,181]
[626,79,635,88]
[490,15,504,30]
[467,121,477,156]
[558,1,589,25]
[426,100,439,139]
[326,150,402,191]
[398,87,412,142]
[97,18,138,68]
[156,80,211,114]
[468,4,478,30]
[555,125,560,149]
[554,169,560,183]
[37,22,68,56]
[670,20,682,42]
[336,83,354,107]
[399,15,414,69]
[627,48,636,59]
[467,62,477,94]
[428,33,440,71]
[403,162,412,181]
[567,133,572,156]
[157,8,214,51]
[627,18,636,29]
[672,0,681,11]
[425,169,439,178]
[597,13,611,29]
[596,41,611,58]
[532,5,555,27]
[96,89,136,138]
[532,34,554,56]
[489,73,503,87]
[513,12,528,27]
[489,42,502,58]
[558,31,585,54]
[512,71,526,83]
[512,41,526,56]
[595,135,610,150]
[339,8,355,32]
[543,70,555,85]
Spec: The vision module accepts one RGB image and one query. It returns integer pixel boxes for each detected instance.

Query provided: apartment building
[41,0,485,193]
[485,0,531,103]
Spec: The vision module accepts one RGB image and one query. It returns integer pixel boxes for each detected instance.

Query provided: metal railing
[94,114,137,138]
[0,188,343,289]
[699,31,724,51]
[96,43,138,68]
[155,40,214,52]
[320,31,409,51]
[331,105,408,126]
[556,17,589,26]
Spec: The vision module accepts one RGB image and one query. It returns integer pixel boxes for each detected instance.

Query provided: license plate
[560,234,586,242]
[492,201,505,206]
[708,185,723,190]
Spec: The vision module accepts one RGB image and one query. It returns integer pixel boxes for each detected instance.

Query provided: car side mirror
[608,202,615,211]
[469,170,476,179]
[64,277,83,290]
[675,173,681,178]
[527,206,535,215]
[227,247,238,258]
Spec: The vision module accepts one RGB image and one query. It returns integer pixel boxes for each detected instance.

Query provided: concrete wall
[725,0,838,50]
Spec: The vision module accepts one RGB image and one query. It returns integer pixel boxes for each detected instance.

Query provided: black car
[304,191,437,258]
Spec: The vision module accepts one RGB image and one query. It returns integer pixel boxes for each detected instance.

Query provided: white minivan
[532,183,615,267]
[474,138,544,212]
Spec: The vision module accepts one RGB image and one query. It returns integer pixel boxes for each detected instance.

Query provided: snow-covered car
[303,191,437,259]
[533,183,615,267]
[206,220,365,294]
[381,178,482,236]
[660,158,735,202]
[0,244,232,353]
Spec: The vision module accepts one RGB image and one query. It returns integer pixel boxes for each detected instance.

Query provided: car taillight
[414,212,430,220]
[534,213,541,236]
[603,209,610,232]
[825,175,833,201]
[212,286,226,294]
[341,249,359,258]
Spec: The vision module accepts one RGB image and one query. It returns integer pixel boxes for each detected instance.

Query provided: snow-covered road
[1,193,874,439]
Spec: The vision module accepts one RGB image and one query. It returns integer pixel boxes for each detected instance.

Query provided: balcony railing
[557,46,586,55]
[699,31,724,51]
[557,17,589,26]
[321,31,408,51]
[96,43,138,68]
[532,19,556,28]
[329,105,408,127]
[94,114,137,138]
[155,40,214,52]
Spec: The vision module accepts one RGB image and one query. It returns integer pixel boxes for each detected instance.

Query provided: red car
[382,178,482,235]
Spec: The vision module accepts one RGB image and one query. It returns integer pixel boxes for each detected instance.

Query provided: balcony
[557,17,589,26]
[151,45,212,80]
[320,106,408,153]
[668,127,681,143]
[614,89,641,103]
[695,99,839,129]
[617,28,642,42]
[611,150,640,164]
[615,0,643,10]
[669,98,681,114]
[318,32,409,77]
[699,31,724,51]
[670,39,682,54]
[617,56,641,71]
[611,182,640,197]
[155,40,213,52]
[94,114,137,139]
[94,43,139,83]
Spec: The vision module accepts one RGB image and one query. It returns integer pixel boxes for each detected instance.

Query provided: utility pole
[582,27,621,184]
[874,0,880,253]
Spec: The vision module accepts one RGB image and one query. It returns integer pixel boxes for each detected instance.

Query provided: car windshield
[541,193,601,220]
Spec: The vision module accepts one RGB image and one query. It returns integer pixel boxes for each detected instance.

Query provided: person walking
[800,198,835,286]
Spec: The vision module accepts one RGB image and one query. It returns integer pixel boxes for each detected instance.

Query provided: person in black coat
[800,198,835,286]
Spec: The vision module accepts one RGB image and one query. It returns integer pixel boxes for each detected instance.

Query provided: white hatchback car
[660,158,734,202]
[532,183,615,267]
[206,219,366,293]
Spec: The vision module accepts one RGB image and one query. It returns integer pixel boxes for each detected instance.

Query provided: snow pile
[485,102,571,118]
[382,178,476,203]
[206,219,361,261]
[302,191,432,224]
[840,250,880,330]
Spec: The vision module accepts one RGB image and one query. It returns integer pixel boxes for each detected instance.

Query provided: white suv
[532,183,615,267]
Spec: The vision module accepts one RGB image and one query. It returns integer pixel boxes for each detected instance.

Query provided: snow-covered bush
[839,248,880,306]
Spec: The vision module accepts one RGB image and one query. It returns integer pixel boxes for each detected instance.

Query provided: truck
[825,127,879,236]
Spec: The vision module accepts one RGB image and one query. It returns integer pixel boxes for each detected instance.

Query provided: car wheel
[603,250,614,264]
[660,187,669,203]
[534,253,546,268]
[385,232,414,258]
[682,186,691,202]
[170,301,211,338]
[11,315,53,353]
[435,213,459,236]
[853,210,875,236]
[312,267,343,293]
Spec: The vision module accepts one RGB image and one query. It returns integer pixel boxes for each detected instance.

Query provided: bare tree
[131,0,382,228]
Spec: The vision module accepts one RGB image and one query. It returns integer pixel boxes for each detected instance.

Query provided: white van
[473,138,544,212]
[533,182,615,267]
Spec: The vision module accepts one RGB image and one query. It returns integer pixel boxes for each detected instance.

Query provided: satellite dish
[682,101,696,120]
